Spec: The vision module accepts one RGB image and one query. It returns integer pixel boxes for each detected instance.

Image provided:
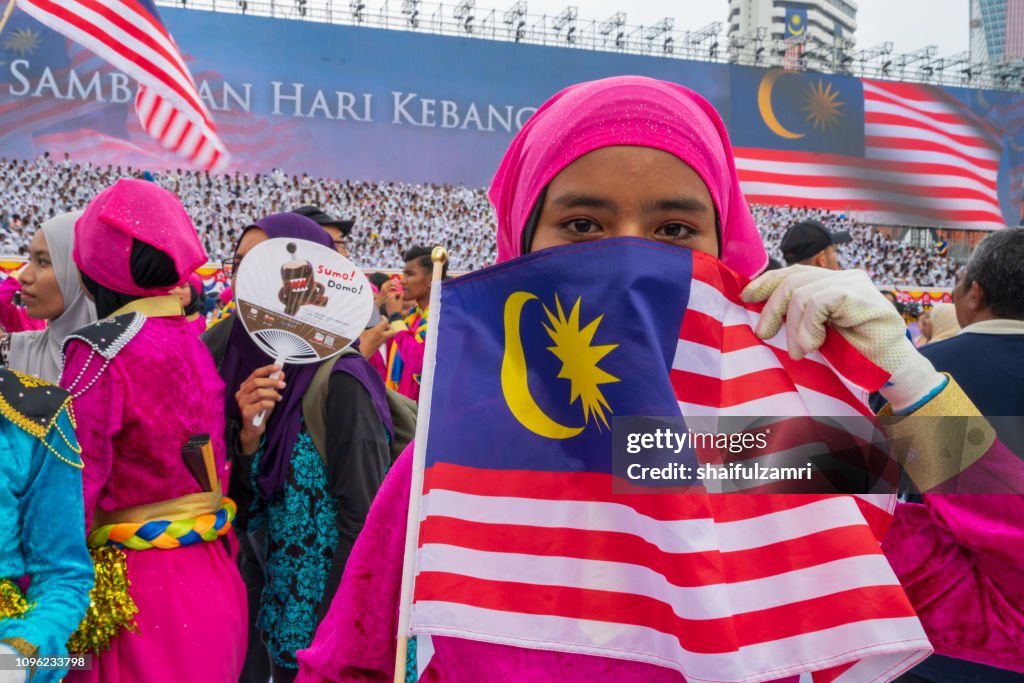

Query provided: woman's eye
[657,223,695,239]
[563,219,600,235]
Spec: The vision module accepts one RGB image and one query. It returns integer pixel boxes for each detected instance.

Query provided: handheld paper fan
[235,237,374,426]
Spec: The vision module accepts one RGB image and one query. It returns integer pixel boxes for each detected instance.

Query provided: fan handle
[252,351,287,428]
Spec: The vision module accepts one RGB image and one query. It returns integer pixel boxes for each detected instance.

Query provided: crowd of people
[2,154,962,286]
[0,75,1022,683]
[751,204,963,287]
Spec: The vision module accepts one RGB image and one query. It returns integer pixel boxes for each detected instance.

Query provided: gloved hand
[0,644,28,683]
[741,266,946,413]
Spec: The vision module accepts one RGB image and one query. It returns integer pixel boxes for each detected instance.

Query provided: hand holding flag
[398,239,931,682]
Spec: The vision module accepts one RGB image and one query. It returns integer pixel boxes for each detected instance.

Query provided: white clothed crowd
[2,154,962,285]
[752,205,963,287]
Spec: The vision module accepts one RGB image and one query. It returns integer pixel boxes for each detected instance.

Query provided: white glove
[0,644,28,683]
[741,266,945,412]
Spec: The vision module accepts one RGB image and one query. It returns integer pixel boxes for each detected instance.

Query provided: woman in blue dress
[0,368,93,683]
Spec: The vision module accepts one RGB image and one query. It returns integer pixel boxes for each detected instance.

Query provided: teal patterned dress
[249,426,339,670]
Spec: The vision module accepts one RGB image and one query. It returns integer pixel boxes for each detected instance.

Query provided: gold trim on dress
[879,374,995,492]
[90,485,223,529]
[109,295,184,319]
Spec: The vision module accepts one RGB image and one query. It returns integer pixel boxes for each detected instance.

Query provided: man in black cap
[292,205,355,257]
[779,219,852,270]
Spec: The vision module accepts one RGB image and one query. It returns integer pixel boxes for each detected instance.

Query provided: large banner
[2,6,1022,229]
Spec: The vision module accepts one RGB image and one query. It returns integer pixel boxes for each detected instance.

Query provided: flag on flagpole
[398,239,930,682]
[15,0,230,170]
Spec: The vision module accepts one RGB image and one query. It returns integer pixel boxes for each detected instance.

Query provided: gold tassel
[67,547,139,654]
[0,579,33,620]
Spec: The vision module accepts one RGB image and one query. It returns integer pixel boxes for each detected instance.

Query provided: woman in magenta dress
[295,77,1024,682]
[61,178,247,683]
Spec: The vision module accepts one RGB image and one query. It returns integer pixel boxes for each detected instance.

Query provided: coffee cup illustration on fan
[278,242,329,316]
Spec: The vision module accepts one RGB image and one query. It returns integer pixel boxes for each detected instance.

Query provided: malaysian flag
[733,71,1009,231]
[15,0,230,170]
[401,239,930,682]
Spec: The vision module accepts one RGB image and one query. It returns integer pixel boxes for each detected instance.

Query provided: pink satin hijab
[74,178,207,296]
[489,75,767,278]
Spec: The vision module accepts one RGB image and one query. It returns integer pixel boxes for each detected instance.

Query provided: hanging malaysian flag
[15,0,230,170]
[731,70,1008,231]
[401,239,931,682]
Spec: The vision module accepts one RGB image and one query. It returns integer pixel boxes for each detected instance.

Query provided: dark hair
[366,271,390,289]
[82,238,179,318]
[403,245,449,279]
[963,228,1024,319]
[184,282,204,317]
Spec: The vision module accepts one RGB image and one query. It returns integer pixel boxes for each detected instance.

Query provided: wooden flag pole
[393,246,447,683]
[0,0,17,40]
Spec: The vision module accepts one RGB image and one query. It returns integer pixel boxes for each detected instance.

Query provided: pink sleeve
[60,341,125,532]
[0,276,20,304]
[882,494,1024,672]
[929,439,1024,494]
[296,444,414,683]
[392,329,425,379]
[0,276,43,334]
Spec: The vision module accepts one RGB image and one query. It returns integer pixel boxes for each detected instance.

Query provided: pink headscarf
[489,76,767,279]
[74,178,206,295]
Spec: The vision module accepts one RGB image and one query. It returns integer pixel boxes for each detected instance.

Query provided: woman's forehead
[547,146,712,202]
[29,229,49,251]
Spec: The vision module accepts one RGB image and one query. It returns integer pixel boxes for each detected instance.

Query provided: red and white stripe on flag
[782,40,804,71]
[409,257,931,682]
[15,0,230,171]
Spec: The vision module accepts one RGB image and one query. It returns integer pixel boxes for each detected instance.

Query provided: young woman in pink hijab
[296,77,1023,682]
[60,179,246,683]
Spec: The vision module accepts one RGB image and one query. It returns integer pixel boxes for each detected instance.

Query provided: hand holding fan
[235,237,374,427]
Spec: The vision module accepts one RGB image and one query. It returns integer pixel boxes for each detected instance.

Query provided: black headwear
[82,238,180,319]
[291,205,355,237]
[779,220,852,265]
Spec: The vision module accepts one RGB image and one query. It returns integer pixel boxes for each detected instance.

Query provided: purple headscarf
[222,212,390,500]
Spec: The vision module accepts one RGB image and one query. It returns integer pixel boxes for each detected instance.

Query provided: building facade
[971,0,1024,63]
[727,0,857,61]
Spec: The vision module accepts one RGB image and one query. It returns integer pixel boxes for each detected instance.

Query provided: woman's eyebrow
[551,193,618,212]
[641,197,710,214]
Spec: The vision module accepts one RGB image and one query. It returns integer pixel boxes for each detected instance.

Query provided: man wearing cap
[779,219,852,270]
[292,205,355,257]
